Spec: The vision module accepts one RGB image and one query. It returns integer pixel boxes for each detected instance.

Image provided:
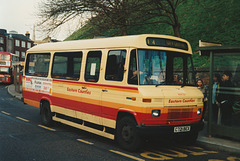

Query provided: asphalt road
[0,84,239,161]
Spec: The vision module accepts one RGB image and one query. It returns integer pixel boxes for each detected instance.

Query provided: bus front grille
[167,108,193,119]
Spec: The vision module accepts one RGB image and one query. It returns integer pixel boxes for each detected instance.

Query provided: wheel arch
[40,96,52,106]
[40,98,52,115]
[116,109,140,126]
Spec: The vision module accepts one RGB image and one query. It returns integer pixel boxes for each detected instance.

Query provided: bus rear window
[25,53,50,77]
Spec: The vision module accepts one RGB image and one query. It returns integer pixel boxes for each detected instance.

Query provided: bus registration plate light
[174,126,191,133]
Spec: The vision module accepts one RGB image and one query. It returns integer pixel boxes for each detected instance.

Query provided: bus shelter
[199,45,240,140]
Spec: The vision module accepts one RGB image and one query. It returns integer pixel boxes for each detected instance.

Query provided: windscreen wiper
[155,82,166,87]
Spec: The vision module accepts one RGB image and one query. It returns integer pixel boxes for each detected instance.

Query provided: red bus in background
[0,52,18,83]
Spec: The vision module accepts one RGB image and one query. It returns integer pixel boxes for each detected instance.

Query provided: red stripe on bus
[23,90,201,126]
[53,79,139,91]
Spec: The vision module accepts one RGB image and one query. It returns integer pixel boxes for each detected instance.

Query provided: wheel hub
[122,125,133,142]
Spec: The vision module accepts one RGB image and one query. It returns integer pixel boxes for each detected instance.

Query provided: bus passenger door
[101,50,127,128]
[80,51,102,124]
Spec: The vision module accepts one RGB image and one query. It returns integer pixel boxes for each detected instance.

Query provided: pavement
[8,84,23,101]
[7,84,240,154]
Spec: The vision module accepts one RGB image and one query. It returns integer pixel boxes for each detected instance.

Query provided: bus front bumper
[136,121,204,136]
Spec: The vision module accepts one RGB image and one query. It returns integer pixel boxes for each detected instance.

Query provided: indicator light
[152,110,161,117]
[197,108,202,115]
[143,98,151,103]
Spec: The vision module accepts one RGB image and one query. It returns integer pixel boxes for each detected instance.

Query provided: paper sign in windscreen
[90,63,96,76]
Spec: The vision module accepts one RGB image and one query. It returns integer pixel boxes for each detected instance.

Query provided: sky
[0,0,79,40]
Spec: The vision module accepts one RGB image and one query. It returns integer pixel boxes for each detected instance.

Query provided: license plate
[174,126,191,133]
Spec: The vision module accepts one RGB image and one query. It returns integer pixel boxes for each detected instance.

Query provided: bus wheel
[40,101,53,126]
[116,116,141,151]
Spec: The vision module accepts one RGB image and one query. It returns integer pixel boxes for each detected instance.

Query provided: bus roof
[0,52,12,55]
[0,52,18,56]
[27,34,192,54]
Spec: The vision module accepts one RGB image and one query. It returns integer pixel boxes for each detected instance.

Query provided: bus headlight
[197,108,202,115]
[152,110,161,117]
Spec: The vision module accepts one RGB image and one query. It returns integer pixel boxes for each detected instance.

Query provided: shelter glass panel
[212,53,240,128]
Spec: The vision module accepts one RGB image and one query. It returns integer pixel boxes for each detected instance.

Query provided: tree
[38,0,187,37]
[38,0,91,34]
[147,0,187,37]
[86,0,150,35]
[38,0,149,36]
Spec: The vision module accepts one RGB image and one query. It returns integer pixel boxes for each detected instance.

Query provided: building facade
[0,29,34,61]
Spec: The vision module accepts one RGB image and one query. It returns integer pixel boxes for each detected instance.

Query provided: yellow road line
[1,111,10,115]
[16,117,30,122]
[77,139,94,145]
[38,125,56,131]
[110,150,145,161]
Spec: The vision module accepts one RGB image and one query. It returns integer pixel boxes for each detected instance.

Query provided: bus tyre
[116,116,141,151]
[40,101,53,127]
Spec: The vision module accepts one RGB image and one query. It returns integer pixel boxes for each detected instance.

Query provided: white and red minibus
[22,34,204,151]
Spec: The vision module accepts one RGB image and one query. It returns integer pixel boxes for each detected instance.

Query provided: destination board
[146,37,188,50]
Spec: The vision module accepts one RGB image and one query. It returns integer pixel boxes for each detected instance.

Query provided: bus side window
[51,52,82,80]
[128,50,138,85]
[25,53,50,77]
[105,50,126,81]
[85,51,102,82]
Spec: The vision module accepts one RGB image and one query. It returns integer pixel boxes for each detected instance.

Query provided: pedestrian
[197,79,208,120]
[217,71,234,126]
[212,73,221,123]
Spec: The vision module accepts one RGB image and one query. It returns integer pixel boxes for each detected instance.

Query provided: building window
[15,40,20,47]
[0,37,3,44]
[21,52,25,59]
[22,41,26,48]
[27,42,31,48]
[15,51,20,57]
[0,47,3,52]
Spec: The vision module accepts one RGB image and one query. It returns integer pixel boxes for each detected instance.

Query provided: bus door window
[105,50,126,81]
[25,53,50,77]
[167,53,195,85]
[128,50,138,85]
[85,51,102,82]
[186,56,195,85]
[173,56,184,84]
[52,52,82,80]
